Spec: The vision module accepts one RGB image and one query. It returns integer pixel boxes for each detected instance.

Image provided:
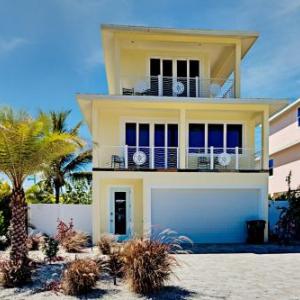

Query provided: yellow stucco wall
[92,176,143,242]
[92,171,269,242]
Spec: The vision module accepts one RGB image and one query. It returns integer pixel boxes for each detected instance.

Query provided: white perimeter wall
[28,201,287,240]
[28,204,92,237]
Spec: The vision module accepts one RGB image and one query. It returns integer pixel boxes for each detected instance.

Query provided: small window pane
[189,124,205,148]
[189,60,199,77]
[208,124,224,151]
[125,123,136,146]
[154,124,165,147]
[150,59,160,76]
[139,124,149,147]
[298,108,300,127]
[269,159,274,176]
[227,124,242,149]
[168,124,178,147]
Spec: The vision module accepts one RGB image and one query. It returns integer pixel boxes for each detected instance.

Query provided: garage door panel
[151,188,260,243]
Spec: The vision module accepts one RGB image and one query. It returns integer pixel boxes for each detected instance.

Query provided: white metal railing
[96,146,262,171]
[120,76,234,98]
[96,146,179,169]
[186,147,262,170]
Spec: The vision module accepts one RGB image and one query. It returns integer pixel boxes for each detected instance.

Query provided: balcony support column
[234,41,241,98]
[262,109,269,170]
[179,109,186,169]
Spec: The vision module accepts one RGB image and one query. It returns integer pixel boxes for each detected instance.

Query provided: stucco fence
[28,201,288,239]
[28,204,92,237]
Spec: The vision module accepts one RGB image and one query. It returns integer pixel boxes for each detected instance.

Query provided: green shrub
[61,259,100,295]
[0,260,32,287]
[42,237,59,262]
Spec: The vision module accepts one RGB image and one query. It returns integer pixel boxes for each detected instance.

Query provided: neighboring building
[269,98,300,196]
[77,25,288,243]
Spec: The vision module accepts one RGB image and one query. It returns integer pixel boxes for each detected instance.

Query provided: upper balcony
[120,76,234,98]
[102,24,259,99]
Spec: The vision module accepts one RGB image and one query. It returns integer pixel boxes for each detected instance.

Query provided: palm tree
[0,107,76,262]
[42,110,92,204]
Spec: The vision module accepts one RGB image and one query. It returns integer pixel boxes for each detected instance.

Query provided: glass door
[110,188,131,240]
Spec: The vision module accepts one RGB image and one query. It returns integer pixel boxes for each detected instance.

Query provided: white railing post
[187,76,190,97]
[164,146,168,169]
[196,76,199,97]
[124,145,128,169]
[158,75,162,96]
[150,146,154,169]
[235,147,239,170]
[210,146,214,170]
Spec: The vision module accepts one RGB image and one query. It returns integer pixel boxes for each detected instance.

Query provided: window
[227,124,243,153]
[298,108,300,127]
[269,159,274,176]
[208,124,224,152]
[189,124,205,153]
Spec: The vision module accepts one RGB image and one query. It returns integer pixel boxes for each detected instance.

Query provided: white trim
[269,98,300,122]
[108,186,134,239]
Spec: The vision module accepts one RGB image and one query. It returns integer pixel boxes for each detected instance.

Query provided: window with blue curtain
[227,124,242,153]
[167,124,178,147]
[139,124,150,146]
[298,108,300,127]
[208,124,223,153]
[125,123,136,146]
[154,124,165,168]
[189,124,205,153]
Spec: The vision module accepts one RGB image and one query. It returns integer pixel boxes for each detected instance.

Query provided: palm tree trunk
[10,187,28,263]
[55,184,60,204]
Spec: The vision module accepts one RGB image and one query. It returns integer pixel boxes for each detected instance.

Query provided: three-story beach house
[77,25,288,243]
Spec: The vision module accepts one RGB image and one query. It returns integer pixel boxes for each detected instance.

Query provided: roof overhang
[77,94,288,131]
[269,98,300,122]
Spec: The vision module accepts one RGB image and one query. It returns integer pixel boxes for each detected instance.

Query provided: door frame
[108,186,133,240]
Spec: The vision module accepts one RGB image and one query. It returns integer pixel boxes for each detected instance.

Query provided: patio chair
[197,156,210,170]
[111,155,125,168]
[122,88,134,95]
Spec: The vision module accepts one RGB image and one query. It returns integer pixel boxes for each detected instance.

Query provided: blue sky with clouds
[0,0,300,140]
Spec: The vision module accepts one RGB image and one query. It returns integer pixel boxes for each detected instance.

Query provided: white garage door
[151,188,260,243]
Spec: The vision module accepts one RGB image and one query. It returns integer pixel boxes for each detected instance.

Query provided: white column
[210,146,214,170]
[235,146,239,170]
[179,109,186,169]
[262,109,269,170]
[234,42,241,98]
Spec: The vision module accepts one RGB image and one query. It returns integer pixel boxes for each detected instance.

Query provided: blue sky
[0,0,300,140]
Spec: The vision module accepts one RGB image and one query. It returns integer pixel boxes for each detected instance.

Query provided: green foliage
[276,171,300,243]
[40,110,92,203]
[61,179,92,204]
[42,237,59,262]
[25,181,54,204]
[0,180,11,237]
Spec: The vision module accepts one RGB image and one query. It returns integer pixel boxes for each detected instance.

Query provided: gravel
[1,246,300,299]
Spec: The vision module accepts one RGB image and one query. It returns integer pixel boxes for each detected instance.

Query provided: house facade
[77,25,288,243]
[269,98,300,196]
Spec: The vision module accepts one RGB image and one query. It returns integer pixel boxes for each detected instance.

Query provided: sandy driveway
[1,251,300,299]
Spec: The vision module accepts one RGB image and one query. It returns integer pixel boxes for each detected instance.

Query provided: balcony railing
[120,76,234,98]
[95,146,262,171]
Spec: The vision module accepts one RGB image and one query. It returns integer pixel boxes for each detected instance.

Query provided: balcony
[120,76,234,98]
[94,146,263,171]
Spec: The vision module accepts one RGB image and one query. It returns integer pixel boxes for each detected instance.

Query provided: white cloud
[0,37,28,55]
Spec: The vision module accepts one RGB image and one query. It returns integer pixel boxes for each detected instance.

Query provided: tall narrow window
[208,124,224,152]
[227,124,243,153]
[177,60,187,97]
[297,108,300,127]
[125,123,136,146]
[189,124,205,153]
[150,59,160,96]
[189,60,199,97]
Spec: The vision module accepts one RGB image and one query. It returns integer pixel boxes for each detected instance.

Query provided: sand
[1,247,300,300]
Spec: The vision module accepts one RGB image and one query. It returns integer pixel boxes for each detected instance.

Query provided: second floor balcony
[120,76,234,99]
[94,145,263,171]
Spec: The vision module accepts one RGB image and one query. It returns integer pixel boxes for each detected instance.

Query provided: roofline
[101,24,259,39]
[269,98,300,122]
